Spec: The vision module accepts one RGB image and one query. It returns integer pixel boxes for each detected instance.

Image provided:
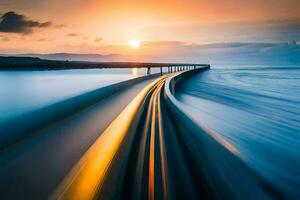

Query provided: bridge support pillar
[160,66,163,76]
[147,67,151,75]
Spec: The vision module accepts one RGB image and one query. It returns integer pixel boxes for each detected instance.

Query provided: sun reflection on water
[132,68,138,77]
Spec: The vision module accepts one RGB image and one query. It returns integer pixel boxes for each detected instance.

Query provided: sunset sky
[1,0,300,63]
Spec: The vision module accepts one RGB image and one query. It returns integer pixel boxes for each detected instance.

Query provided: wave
[176,67,300,198]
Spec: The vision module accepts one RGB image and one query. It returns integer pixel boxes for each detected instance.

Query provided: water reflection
[132,68,138,76]
[0,68,146,122]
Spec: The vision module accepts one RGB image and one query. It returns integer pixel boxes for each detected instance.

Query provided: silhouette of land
[0,56,209,70]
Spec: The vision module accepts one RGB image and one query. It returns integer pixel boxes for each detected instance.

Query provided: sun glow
[129,39,141,48]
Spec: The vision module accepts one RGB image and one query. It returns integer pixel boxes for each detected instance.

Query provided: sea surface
[1,65,299,197]
[0,68,157,122]
[176,65,300,198]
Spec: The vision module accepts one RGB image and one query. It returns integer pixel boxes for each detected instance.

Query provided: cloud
[142,40,184,47]
[94,37,102,43]
[1,37,9,42]
[137,40,300,64]
[0,11,52,33]
[66,33,90,41]
[66,33,79,37]
[59,39,300,64]
[54,24,67,28]
[36,38,52,42]
[144,19,300,43]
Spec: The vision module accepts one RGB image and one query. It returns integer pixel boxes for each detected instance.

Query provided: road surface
[53,71,275,200]
[0,77,158,199]
[0,68,282,200]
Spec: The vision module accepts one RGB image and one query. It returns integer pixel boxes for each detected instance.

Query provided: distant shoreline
[1,56,298,71]
[0,56,209,71]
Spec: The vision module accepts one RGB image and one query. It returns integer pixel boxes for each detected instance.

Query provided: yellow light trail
[52,76,166,200]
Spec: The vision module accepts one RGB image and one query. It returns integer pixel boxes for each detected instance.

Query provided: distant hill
[10,53,123,62]
[0,56,43,63]
[0,56,69,70]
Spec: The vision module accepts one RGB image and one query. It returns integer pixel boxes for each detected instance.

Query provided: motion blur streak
[148,81,168,200]
[53,73,196,200]
[52,76,165,200]
[176,67,300,199]
[52,67,291,200]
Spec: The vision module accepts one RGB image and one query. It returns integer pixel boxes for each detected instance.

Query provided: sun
[129,39,141,48]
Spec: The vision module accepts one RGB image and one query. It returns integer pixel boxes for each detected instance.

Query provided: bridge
[0,64,276,199]
[77,62,211,75]
[0,56,210,74]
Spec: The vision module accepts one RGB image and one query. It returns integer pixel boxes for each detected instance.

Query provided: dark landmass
[16,53,122,62]
[0,56,208,70]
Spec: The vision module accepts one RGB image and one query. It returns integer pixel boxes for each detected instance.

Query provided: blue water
[176,66,300,198]
[0,68,152,122]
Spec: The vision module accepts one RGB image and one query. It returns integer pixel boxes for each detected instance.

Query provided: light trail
[52,76,166,200]
[52,67,279,200]
[53,75,175,200]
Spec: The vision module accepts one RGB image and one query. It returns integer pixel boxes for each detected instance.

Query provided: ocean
[176,65,300,198]
[0,67,166,122]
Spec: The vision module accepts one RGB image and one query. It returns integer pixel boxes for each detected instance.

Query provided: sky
[0,0,300,63]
